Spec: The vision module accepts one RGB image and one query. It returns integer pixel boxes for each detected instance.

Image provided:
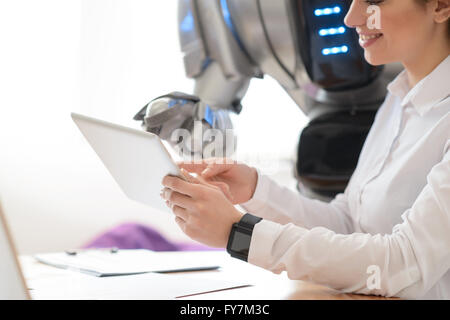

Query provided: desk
[19,252,393,300]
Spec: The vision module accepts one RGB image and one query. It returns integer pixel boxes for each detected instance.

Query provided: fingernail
[162,189,172,200]
[201,168,210,175]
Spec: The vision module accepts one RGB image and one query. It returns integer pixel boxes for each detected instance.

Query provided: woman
[161,0,450,299]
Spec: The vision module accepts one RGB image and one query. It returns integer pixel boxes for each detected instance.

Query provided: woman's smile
[358,32,384,48]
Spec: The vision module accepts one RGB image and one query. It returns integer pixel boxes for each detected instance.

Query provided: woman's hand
[177,158,258,205]
[161,170,243,248]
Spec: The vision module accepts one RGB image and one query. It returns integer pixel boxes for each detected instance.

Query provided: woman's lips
[358,33,383,48]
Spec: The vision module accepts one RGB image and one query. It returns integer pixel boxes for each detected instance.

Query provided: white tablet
[71,112,186,211]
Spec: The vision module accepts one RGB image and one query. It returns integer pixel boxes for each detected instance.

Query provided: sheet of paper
[34,249,223,276]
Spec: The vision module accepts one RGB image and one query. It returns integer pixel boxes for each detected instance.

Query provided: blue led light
[168,99,188,108]
[180,10,194,33]
[204,105,214,126]
[220,0,247,53]
[314,6,341,16]
[322,45,349,56]
[318,26,346,36]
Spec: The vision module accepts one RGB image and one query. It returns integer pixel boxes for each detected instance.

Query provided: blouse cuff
[239,170,272,213]
[248,219,307,271]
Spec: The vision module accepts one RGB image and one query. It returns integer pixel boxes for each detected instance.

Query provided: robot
[134,0,401,201]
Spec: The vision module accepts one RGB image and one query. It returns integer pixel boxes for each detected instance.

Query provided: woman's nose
[344,0,367,29]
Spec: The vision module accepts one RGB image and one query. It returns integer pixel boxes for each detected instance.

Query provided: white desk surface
[19,251,392,300]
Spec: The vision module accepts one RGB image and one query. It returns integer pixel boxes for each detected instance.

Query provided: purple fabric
[83,222,222,252]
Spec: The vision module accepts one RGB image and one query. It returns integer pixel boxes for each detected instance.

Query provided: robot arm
[134,0,260,158]
[178,0,258,112]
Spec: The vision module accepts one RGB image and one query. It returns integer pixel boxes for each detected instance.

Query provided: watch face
[230,231,252,256]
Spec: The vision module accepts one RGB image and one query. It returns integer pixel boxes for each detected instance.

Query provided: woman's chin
[364,50,388,66]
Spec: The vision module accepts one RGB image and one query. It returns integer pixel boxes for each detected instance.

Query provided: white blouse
[241,55,450,299]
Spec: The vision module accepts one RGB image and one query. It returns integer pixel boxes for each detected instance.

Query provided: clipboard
[34,249,221,277]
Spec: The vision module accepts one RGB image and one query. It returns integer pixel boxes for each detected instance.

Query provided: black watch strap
[227,213,262,262]
[239,213,263,230]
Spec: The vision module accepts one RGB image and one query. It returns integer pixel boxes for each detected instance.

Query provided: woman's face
[344,0,440,66]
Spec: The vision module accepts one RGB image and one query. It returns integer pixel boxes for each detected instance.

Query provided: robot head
[293,0,383,91]
[290,0,390,199]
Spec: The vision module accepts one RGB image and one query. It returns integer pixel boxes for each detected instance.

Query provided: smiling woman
[345,0,450,86]
[164,0,450,299]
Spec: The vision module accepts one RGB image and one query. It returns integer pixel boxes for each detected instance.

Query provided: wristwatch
[226,213,262,262]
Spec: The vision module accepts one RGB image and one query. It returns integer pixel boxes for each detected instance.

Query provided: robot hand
[133,92,236,160]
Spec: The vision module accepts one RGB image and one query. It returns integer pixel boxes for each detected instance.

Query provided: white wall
[0,0,307,254]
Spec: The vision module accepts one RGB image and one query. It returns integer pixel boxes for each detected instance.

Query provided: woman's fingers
[179,170,233,200]
[177,161,208,174]
[180,168,201,184]
[169,203,189,221]
[161,188,196,210]
[179,169,235,203]
[177,158,235,178]
[208,181,234,202]
[201,161,235,179]
[162,175,200,198]
[174,215,187,232]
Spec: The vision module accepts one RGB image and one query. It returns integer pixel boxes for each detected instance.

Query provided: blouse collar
[387,55,450,116]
